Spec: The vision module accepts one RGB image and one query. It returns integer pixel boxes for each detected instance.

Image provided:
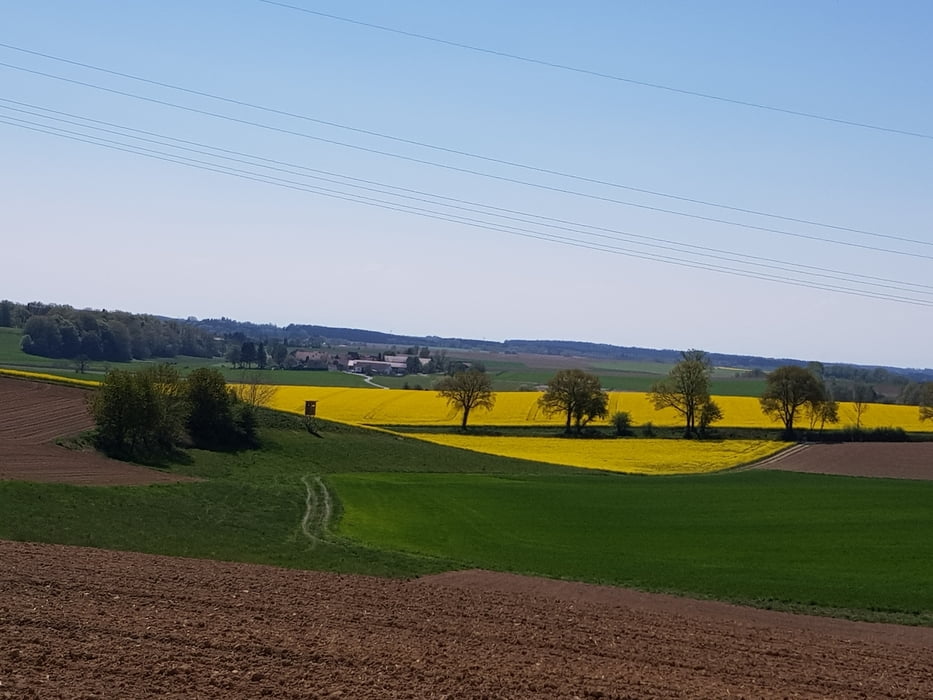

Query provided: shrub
[611,411,633,437]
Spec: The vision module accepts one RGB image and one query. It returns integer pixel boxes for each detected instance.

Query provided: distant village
[291,349,432,376]
[224,340,458,377]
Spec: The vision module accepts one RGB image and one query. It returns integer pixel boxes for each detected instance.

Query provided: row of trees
[8,303,217,363]
[436,367,611,433]
[91,366,271,460]
[436,351,933,438]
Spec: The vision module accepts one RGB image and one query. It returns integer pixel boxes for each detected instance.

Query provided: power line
[3,114,931,308]
[4,97,932,298]
[258,0,933,142]
[0,42,927,249]
[2,59,930,262]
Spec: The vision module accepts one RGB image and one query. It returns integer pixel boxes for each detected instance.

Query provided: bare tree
[851,382,874,429]
[233,372,279,409]
[435,369,495,430]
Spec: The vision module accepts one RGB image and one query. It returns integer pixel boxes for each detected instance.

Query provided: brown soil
[0,377,194,486]
[2,540,931,699]
[755,442,933,480]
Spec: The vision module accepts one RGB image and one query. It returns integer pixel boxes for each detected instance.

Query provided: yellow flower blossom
[405,433,788,474]
[268,386,933,431]
[0,368,100,388]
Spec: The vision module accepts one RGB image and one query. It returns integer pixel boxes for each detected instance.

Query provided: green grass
[0,419,572,574]
[331,470,933,623]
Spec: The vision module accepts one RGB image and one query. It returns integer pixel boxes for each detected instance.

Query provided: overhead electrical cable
[258,0,933,142]
[1,60,929,262]
[4,97,932,298]
[0,42,927,249]
[2,114,931,308]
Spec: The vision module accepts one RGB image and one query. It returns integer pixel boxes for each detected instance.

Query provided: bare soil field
[0,377,193,486]
[756,442,933,480]
[2,540,931,699]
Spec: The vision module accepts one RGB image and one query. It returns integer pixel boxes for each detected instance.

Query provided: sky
[2,1,932,368]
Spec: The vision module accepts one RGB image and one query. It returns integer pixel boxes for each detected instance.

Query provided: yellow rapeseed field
[0,368,100,388]
[405,433,789,474]
[268,386,933,431]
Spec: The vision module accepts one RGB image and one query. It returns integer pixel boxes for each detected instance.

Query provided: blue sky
[3,1,931,367]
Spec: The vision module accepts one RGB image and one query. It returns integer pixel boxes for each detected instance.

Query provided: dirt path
[1,540,931,699]
[299,475,335,547]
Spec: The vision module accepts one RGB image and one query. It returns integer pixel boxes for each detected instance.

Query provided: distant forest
[0,300,216,362]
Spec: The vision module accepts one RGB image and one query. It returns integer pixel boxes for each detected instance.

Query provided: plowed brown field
[0,377,193,485]
[1,541,931,699]
[755,442,933,480]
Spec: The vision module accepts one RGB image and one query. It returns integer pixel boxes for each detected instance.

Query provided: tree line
[2,301,217,363]
[436,351,933,438]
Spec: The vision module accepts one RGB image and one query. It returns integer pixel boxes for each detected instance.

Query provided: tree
[256,342,268,370]
[186,368,239,448]
[240,341,256,369]
[759,365,825,439]
[611,411,633,437]
[851,382,874,429]
[232,372,279,411]
[649,350,717,438]
[225,345,242,368]
[804,394,839,435]
[435,368,495,430]
[406,355,422,374]
[697,399,722,437]
[271,342,288,368]
[90,364,188,459]
[0,300,13,327]
[538,369,608,435]
[920,383,933,422]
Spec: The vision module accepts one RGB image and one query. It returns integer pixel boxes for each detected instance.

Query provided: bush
[641,422,656,437]
[611,411,633,437]
[837,426,909,443]
[90,365,188,460]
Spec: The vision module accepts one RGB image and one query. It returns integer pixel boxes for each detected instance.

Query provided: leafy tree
[649,350,718,438]
[271,342,288,368]
[240,341,256,369]
[611,411,633,437]
[256,342,268,370]
[0,300,13,327]
[186,368,238,448]
[225,345,242,368]
[698,399,723,437]
[90,364,188,459]
[406,355,422,374]
[760,365,825,439]
[804,394,839,435]
[21,315,62,357]
[435,368,496,430]
[539,369,608,435]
